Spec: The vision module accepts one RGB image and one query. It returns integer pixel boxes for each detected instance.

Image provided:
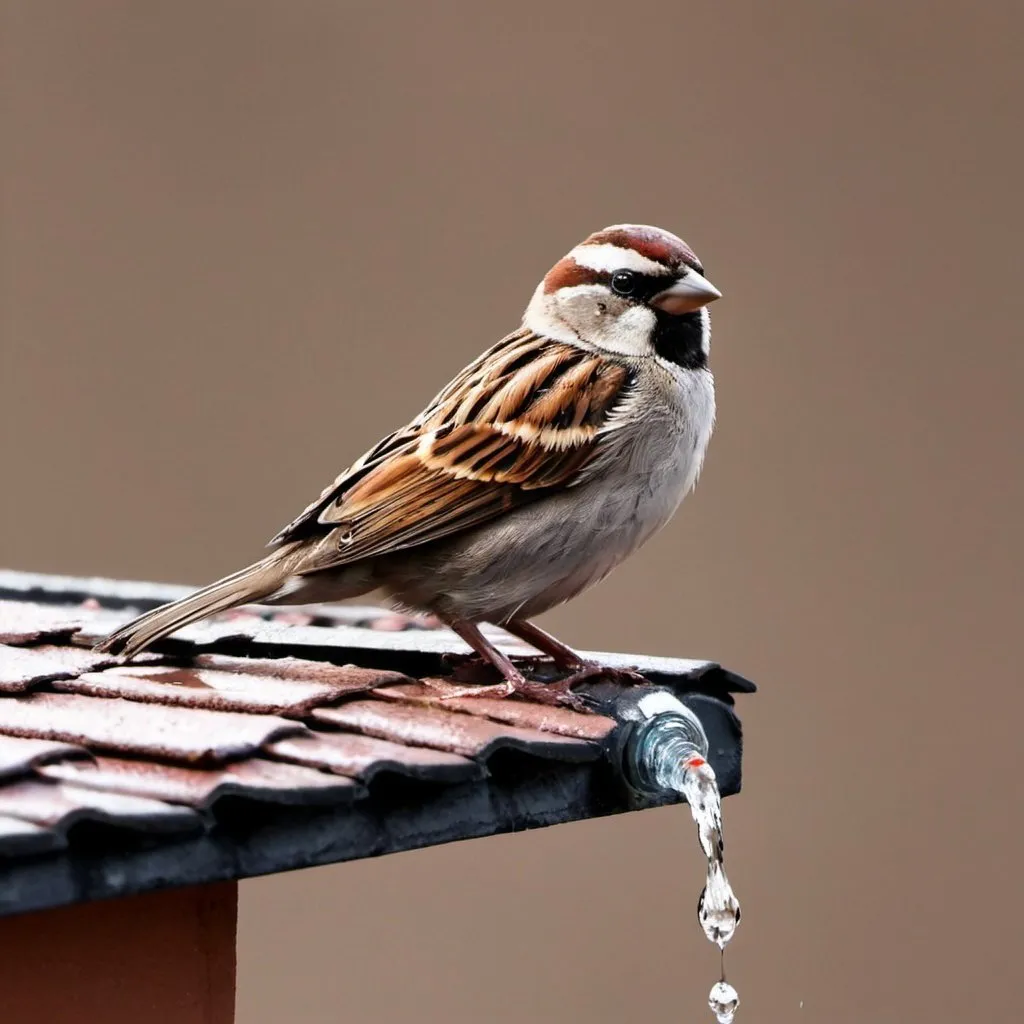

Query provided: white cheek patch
[523,282,584,346]
[525,282,658,356]
[568,243,666,276]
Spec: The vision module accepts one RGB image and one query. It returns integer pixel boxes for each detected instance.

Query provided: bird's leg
[501,619,586,670]
[504,618,647,686]
[442,619,585,708]
[445,619,525,697]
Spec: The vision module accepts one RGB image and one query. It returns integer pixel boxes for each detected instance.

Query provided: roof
[0,569,752,918]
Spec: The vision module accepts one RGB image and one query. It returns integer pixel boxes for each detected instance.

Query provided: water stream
[678,753,741,1023]
[616,689,742,1022]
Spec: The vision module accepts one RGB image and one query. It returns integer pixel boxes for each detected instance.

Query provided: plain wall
[2,2,1021,1022]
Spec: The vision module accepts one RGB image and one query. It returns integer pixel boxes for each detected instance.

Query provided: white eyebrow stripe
[568,243,667,276]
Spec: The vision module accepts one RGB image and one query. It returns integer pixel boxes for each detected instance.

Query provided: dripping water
[615,690,743,1022]
[679,753,741,1023]
[638,717,741,1022]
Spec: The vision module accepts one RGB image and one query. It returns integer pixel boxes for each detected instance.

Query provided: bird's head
[524,224,721,369]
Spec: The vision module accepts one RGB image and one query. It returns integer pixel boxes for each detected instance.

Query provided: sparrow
[96,224,721,705]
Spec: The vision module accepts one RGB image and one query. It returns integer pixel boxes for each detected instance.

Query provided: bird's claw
[555,664,648,687]
[439,655,645,712]
[439,675,587,711]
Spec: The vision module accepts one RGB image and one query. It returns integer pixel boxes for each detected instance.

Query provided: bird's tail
[93,549,296,658]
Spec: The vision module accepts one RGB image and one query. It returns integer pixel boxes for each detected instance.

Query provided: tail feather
[94,554,291,658]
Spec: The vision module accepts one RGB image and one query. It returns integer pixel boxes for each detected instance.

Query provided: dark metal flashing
[0,569,750,919]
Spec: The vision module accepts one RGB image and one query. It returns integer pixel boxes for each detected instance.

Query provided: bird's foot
[439,673,587,711]
[554,663,649,688]
[444,651,559,684]
[439,656,646,710]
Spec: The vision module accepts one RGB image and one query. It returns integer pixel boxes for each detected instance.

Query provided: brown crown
[581,225,700,272]
[542,224,701,295]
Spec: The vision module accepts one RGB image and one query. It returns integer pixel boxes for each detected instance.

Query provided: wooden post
[0,882,237,1024]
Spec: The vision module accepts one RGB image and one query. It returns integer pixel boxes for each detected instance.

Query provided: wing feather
[271,330,632,571]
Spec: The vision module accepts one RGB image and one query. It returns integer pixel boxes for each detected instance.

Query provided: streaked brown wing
[273,330,632,570]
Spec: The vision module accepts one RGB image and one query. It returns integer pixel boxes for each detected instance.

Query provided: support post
[0,882,237,1024]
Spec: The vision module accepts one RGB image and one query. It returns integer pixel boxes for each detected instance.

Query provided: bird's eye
[611,270,638,296]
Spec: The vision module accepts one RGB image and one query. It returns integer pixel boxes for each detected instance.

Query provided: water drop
[699,861,741,948]
[708,980,739,1024]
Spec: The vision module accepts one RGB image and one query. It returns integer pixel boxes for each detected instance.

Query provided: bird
[95,224,722,706]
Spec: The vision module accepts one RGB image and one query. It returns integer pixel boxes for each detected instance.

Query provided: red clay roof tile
[39,756,362,810]
[374,680,617,741]
[0,692,306,764]
[313,699,601,761]
[0,644,115,693]
[54,661,401,717]
[0,601,91,645]
[266,730,483,783]
[0,778,203,834]
[0,734,90,780]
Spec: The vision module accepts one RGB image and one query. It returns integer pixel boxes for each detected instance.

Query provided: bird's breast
[600,365,715,519]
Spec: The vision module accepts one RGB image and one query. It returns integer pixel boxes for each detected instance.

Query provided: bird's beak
[650,270,722,314]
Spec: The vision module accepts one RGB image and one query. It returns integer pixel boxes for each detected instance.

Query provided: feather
[268,332,632,570]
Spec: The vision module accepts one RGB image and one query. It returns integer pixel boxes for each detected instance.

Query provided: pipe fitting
[605,687,711,798]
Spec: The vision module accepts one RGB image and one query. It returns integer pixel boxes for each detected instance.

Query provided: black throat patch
[651,311,708,370]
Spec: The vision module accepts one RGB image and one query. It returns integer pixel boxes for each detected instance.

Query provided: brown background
[2,2,1021,1022]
